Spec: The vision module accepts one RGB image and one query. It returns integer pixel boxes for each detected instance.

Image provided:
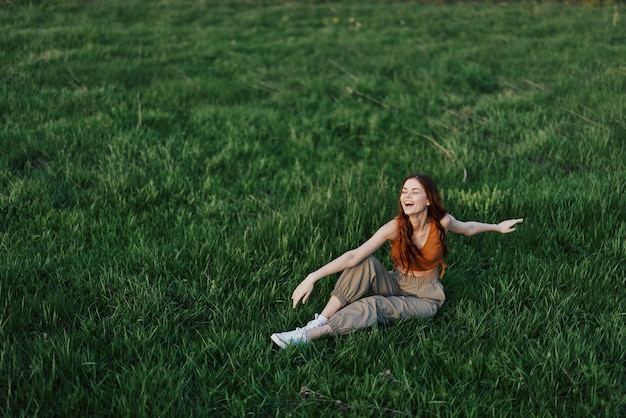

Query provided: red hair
[391,174,448,271]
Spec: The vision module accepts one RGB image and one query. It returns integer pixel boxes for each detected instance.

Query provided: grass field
[1,0,625,416]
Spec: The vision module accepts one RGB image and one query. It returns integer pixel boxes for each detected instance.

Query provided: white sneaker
[270,328,308,349]
[303,313,327,330]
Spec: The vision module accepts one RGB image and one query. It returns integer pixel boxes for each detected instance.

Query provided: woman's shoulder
[440,213,452,231]
[379,218,400,240]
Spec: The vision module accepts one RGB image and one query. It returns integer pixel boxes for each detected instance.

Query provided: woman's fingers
[501,218,523,233]
[291,282,313,308]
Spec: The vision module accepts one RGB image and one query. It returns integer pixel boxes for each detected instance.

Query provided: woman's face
[400,178,430,216]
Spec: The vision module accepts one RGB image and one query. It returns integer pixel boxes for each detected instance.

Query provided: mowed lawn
[1,1,625,416]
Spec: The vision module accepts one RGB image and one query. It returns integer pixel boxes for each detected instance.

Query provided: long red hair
[391,174,448,270]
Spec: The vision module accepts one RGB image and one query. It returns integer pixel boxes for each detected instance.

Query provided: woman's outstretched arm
[443,214,523,236]
[291,219,398,309]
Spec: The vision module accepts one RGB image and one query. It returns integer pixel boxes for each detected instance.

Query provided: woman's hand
[497,218,524,233]
[291,276,315,309]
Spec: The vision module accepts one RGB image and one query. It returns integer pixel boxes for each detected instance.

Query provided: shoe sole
[270,333,287,349]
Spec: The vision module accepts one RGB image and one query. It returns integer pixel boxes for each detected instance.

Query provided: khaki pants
[327,256,446,335]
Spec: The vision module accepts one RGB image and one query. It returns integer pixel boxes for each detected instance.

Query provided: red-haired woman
[271,174,523,349]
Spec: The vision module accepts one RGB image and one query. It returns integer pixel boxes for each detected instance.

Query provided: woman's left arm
[443,214,523,236]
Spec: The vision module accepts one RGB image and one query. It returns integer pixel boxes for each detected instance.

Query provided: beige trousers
[327,256,446,335]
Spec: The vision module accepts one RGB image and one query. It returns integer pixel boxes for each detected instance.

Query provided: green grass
[1,0,625,416]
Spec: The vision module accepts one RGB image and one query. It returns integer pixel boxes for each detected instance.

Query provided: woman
[271,173,523,349]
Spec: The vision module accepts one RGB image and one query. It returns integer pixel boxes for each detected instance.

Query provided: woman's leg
[299,256,402,342]
[305,323,332,340]
[325,255,400,316]
[271,256,398,348]
[326,277,445,336]
[327,294,441,335]
[298,291,443,344]
[311,256,402,337]
[319,296,342,319]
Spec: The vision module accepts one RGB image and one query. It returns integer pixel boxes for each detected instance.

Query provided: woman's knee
[351,255,377,272]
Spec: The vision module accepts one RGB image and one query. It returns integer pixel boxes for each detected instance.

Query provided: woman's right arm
[291,219,398,308]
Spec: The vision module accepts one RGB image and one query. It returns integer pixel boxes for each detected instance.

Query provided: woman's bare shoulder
[380,218,399,240]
